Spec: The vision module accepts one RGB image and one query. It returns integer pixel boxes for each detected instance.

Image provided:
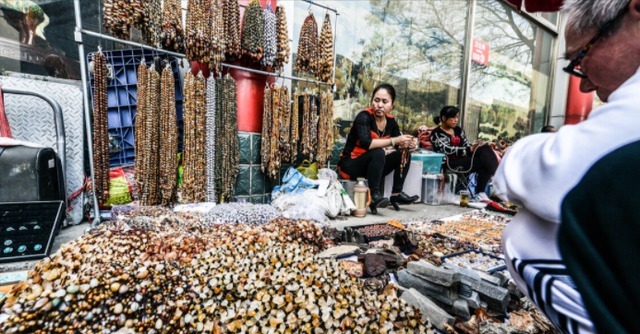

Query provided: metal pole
[301,0,339,14]
[460,0,477,131]
[74,0,101,227]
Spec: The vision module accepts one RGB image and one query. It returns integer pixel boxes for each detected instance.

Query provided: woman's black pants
[339,148,410,194]
[446,145,498,194]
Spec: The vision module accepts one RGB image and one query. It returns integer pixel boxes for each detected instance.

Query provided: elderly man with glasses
[493,0,640,333]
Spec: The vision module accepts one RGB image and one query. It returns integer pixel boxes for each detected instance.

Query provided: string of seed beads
[295,13,319,75]
[140,66,161,206]
[318,13,334,83]
[261,85,272,174]
[278,86,291,165]
[261,5,277,68]
[268,86,280,179]
[224,75,239,202]
[241,0,264,64]
[92,51,109,205]
[290,90,300,163]
[103,0,133,40]
[273,5,290,73]
[185,0,213,64]
[134,61,148,204]
[223,0,241,60]
[209,0,225,73]
[159,65,178,206]
[130,0,145,30]
[214,76,224,201]
[142,0,162,46]
[205,75,217,203]
[309,93,319,160]
[193,72,208,202]
[300,93,313,157]
[181,72,197,202]
[160,0,185,53]
[316,90,334,167]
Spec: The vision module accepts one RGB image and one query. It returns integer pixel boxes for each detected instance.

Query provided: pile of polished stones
[0,212,433,333]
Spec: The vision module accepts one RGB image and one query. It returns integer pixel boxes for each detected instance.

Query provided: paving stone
[397,270,458,306]
[400,288,455,332]
[407,260,460,287]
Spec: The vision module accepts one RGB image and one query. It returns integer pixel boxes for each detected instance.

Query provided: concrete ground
[0,203,474,273]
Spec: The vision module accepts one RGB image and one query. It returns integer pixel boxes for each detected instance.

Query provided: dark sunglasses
[563,8,627,79]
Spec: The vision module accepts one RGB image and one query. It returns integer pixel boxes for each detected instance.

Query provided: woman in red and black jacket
[338,83,418,214]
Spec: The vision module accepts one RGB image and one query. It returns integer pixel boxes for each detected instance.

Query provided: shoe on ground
[369,193,390,214]
[390,192,419,205]
[473,192,492,203]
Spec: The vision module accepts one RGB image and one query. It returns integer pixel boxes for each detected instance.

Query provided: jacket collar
[365,107,394,119]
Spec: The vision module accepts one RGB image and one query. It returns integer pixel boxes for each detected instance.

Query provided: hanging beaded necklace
[295,13,319,76]
[273,5,290,74]
[318,13,334,83]
[92,50,110,205]
[134,61,148,203]
[159,65,179,206]
[261,5,277,68]
[261,85,272,175]
[241,0,265,63]
[223,0,242,60]
[205,75,217,203]
[210,0,226,73]
[160,0,185,53]
[142,0,162,46]
[290,90,300,164]
[186,0,213,64]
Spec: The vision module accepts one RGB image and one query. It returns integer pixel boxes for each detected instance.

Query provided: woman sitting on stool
[430,106,499,201]
[338,83,419,214]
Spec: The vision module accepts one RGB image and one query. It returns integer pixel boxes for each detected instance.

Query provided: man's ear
[630,0,640,19]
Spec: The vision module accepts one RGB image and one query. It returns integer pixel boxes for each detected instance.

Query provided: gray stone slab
[452,299,471,320]
[443,263,510,313]
[401,288,455,332]
[397,270,458,306]
[460,291,481,309]
[407,260,460,287]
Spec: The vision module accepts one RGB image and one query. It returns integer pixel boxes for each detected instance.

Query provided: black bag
[0,145,65,202]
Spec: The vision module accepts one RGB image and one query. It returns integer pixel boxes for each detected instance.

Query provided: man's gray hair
[562,0,628,32]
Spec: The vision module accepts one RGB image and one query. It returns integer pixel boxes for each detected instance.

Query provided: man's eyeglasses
[563,8,627,79]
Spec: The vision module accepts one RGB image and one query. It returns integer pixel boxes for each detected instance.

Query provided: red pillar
[565,76,594,125]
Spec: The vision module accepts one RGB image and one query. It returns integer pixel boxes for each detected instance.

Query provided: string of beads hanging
[300,93,318,159]
[209,0,226,72]
[92,51,110,205]
[261,85,272,176]
[142,66,161,205]
[206,76,217,203]
[273,5,290,73]
[158,65,179,206]
[134,61,148,204]
[223,0,242,60]
[181,72,208,203]
[290,90,300,164]
[315,90,334,167]
[141,0,162,46]
[214,75,239,202]
[103,0,136,40]
[318,13,334,83]
[160,0,185,53]
[185,0,213,64]
[295,13,319,76]
[261,5,277,68]
[241,0,265,63]
[277,87,292,165]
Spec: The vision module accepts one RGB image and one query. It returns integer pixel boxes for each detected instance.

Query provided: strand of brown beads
[261,5,277,68]
[309,93,319,161]
[134,61,148,203]
[103,0,134,40]
[268,86,281,179]
[209,0,225,73]
[92,51,110,205]
[142,0,162,46]
[130,0,145,31]
[205,75,217,203]
[223,0,241,60]
[160,0,185,53]
[241,0,264,64]
[140,66,161,206]
[181,72,196,202]
[300,93,312,156]
[279,86,291,166]
[295,13,319,75]
[214,75,224,201]
[261,85,272,174]
[220,75,239,202]
[193,72,208,202]
[273,5,290,73]
[159,65,178,206]
[290,90,300,163]
[318,13,334,83]
[185,0,213,64]
[316,91,329,167]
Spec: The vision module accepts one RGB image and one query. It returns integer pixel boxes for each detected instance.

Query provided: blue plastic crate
[88,49,184,167]
[411,152,445,174]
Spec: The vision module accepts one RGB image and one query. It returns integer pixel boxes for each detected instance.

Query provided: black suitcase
[0,145,65,202]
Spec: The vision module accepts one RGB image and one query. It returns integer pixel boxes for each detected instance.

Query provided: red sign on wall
[471,39,490,66]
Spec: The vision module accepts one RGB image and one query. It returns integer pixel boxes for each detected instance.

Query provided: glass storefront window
[465,0,554,141]
[292,0,469,137]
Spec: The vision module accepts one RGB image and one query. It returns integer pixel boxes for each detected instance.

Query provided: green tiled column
[235,132,273,204]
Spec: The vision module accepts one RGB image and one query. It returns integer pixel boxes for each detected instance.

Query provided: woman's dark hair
[371,83,396,103]
[541,125,557,133]
[433,105,460,125]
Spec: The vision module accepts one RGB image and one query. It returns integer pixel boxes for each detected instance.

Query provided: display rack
[73,0,339,226]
